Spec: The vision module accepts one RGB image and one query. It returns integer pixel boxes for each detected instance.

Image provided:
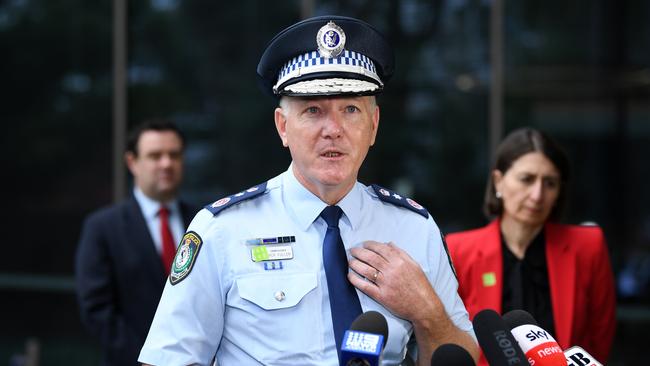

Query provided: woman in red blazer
[446,128,616,364]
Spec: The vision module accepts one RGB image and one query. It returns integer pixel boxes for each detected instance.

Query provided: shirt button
[274,291,286,301]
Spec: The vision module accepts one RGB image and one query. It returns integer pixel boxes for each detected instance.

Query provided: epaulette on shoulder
[371,184,429,219]
[204,182,267,216]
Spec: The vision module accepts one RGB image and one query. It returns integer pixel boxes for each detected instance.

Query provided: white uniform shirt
[139,167,474,365]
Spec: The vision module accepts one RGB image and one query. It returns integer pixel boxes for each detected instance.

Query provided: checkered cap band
[273,50,382,94]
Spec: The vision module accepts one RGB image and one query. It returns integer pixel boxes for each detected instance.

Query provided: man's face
[274,96,379,199]
[126,130,184,202]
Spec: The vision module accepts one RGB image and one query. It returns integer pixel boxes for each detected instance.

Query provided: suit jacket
[75,195,197,366]
[446,219,616,364]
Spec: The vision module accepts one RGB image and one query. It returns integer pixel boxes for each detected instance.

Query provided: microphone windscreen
[502,309,538,329]
[431,343,475,366]
[350,310,389,348]
[472,309,528,366]
[341,311,388,366]
[503,310,567,366]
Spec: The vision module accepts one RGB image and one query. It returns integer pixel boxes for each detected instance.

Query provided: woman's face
[494,152,561,228]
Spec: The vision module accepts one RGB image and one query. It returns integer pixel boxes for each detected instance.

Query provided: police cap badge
[257,15,395,98]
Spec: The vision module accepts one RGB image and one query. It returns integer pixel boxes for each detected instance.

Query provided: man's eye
[345,106,360,113]
[306,106,319,114]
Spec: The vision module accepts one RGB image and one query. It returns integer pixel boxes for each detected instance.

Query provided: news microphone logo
[564,346,603,366]
[340,311,388,366]
[502,309,567,366]
[511,324,566,365]
[340,330,384,366]
[493,329,523,362]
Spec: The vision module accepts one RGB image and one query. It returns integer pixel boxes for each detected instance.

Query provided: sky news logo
[511,325,559,352]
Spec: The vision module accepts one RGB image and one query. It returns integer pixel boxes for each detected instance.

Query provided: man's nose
[322,113,343,138]
[159,154,174,167]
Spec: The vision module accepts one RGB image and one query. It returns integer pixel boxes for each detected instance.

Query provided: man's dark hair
[126,118,186,156]
[483,127,570,221]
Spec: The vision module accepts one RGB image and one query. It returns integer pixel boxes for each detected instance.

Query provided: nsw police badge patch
[170,231,203,285]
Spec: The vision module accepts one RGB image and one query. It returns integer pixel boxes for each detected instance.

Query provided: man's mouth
[322,152,342,158]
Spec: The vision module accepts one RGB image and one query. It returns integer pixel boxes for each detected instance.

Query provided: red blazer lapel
[476,220,504,314]
[448,220,504,319]
[545,223,576,349]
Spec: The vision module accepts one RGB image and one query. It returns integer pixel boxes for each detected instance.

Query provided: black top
[501,230,556,337]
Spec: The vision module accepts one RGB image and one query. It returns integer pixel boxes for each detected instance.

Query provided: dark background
[1,0,648,364]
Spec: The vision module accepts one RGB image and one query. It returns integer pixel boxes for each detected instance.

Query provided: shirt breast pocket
[224,272,323,361]
[235,272,318,309]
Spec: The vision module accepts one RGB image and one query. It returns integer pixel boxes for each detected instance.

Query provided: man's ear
[369,105,380,146]
[125,152,137,175]
[274,107,289,147]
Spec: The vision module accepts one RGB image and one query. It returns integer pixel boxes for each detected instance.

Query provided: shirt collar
[133,186,180,219]
[282,164,363,231]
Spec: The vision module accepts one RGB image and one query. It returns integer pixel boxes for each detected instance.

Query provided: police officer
[139,15,478,366]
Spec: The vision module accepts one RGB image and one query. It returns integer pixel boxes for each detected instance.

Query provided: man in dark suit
[75,119,197,366]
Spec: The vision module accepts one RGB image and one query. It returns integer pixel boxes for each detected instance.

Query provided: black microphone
[502,310,567,366]
[472,309,528,366]
[340,310,388,366]
[430,343,475,366]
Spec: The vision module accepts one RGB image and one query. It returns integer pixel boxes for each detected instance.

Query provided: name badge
[251,244,294,262]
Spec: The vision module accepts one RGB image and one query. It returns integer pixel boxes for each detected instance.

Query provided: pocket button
[274,290,286,302]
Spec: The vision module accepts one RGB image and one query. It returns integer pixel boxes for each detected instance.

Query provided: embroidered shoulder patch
[371,184,429,219]
[204,182,267,216]
[170,231,203,285]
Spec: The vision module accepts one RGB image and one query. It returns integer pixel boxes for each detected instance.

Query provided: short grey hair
[278,95,377,111]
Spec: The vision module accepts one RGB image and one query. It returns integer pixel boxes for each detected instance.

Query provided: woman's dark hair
[483,128,570,221]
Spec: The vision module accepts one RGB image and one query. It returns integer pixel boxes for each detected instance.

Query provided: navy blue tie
[320,205,362,359]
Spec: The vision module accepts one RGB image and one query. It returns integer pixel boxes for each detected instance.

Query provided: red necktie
[159,206,176,275]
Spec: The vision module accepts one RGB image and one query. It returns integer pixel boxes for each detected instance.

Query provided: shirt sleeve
[428,220,477,340]
[139,210,225,366]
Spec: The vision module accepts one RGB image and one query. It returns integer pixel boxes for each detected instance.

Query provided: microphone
[340,310,388,366]
[563,346,603,366]
[430,343,475,366]
[502,310,567,366]
[472,309,528,366]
